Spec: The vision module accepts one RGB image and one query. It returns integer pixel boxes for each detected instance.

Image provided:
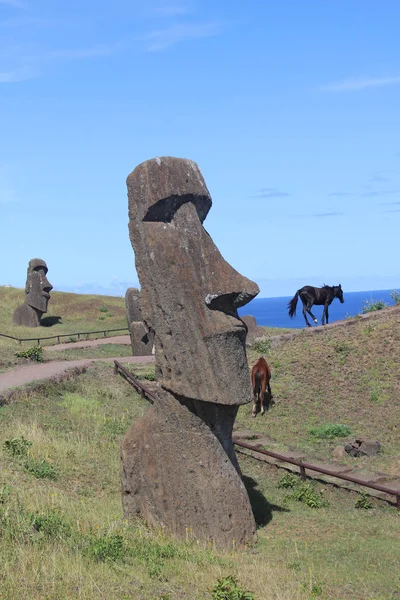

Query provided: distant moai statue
[125,287,154,356]
[240,315,265,345]
[121,157,260,549]
[13,259,53,327]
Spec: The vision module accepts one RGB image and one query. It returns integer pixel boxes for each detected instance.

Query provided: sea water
[238,289,400,329]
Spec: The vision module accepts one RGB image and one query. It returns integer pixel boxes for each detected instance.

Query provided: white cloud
[139,21,225,52]
[320,76,400,92]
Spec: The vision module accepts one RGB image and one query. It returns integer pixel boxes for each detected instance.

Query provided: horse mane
[321,283,333,290]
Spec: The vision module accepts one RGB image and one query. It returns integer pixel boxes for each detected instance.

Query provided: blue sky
[1,0,399,298]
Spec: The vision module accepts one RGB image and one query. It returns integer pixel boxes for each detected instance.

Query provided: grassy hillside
[243,305,400,476]
[0,286,128,340]
[1,365,398,600]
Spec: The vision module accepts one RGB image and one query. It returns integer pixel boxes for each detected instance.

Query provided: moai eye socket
[143,194,211,223]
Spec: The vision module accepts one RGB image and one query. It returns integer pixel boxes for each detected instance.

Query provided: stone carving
[125,288,154,356]
[121,157,260,548]
[240,315,265,345]
[13,259,53,327]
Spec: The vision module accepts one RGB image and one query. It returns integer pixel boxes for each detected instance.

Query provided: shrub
[370,388,381,403]
[30,510,71,539]
[253,337,271,354]
[99,305,109,313]
[15,345,43,362]
[87,533,125,562]
[390,290,400,305]
[210,575,255,600]
[277,473,299,489]
[309,423,351,439]
[141,371,156,381]
[24,458,59,480]
[361,299,388,314]
[3,436,32,458]
[355,493,373,510]
[284,482,327,509]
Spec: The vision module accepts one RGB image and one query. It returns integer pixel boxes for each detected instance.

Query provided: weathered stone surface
[122,156,260,548]
[345,439,382,457]
[125,288,154,356]
[13,259,52,327]
[331,445,347,460]
[125,288,142,323]
[121,390,256,549]
[240,315,265,345]
[130,321,154,356]
[127,156,259,405]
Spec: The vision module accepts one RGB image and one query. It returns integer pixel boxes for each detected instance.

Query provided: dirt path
[45,335,131,352]
[0,355,154,393]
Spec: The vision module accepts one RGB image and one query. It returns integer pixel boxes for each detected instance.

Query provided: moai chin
[121,157,260,549]
[13,259,53,327]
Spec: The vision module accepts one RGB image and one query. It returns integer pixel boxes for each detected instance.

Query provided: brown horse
[251,357,272,417]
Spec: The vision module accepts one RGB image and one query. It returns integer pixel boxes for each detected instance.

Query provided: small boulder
[344,439,381,458]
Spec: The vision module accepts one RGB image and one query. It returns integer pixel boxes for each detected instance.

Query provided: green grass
[309,423,352,439]
[0,286,128,341]
[362,299,389,313]
[44,343,133,362]
[1,363,399,599]
[243,308,400,475]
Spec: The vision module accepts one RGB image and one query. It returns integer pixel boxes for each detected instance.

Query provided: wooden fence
[113,360,400,510]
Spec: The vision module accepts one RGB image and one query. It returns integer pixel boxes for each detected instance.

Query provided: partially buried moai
[125,287,154,356]
[13,259,53,327]
[121,157,260,549]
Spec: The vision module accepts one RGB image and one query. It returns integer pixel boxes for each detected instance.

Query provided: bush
[277,473,299,489]
[284,481,327,509]
[253,337,271,354]
[15,345,43,362]
[355,493,373,510]
[3,436,32,458]
[309,423,351,439]
[87,533,125,562]
[210,575,255,600]
[24,458,59,480]
[30,510,71,539]
[361,299,388,314]
[390,290,400,305]
[140,371,156,381]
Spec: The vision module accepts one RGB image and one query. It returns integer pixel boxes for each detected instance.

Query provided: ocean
[238,289,400,329]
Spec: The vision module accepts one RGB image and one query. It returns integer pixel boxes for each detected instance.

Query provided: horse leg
[252,390,258,417]
[307,303,318,325]
[302,302,312,327]
[260,378,267,415]
[267,379,272,398]
[324,305,329,325]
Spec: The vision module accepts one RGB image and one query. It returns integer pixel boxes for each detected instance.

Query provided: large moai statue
[125,287,154,356]
[121,157,260,549]
[13,259,53,327]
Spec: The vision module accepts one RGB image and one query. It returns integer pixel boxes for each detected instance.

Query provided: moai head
[25,258,53,315]
[127,157,259,405]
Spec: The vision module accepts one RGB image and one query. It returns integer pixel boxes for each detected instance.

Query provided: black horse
[288,284,344,327]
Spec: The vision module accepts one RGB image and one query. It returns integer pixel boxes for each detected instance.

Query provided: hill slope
[0,286,128,340]
[243,305,400,476]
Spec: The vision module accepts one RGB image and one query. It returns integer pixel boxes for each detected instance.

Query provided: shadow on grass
[243,475,289,527]
[40,316,63,327]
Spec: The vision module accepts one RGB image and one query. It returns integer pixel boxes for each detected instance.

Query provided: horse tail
[288,290,299,318]
[253,369,261,395]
